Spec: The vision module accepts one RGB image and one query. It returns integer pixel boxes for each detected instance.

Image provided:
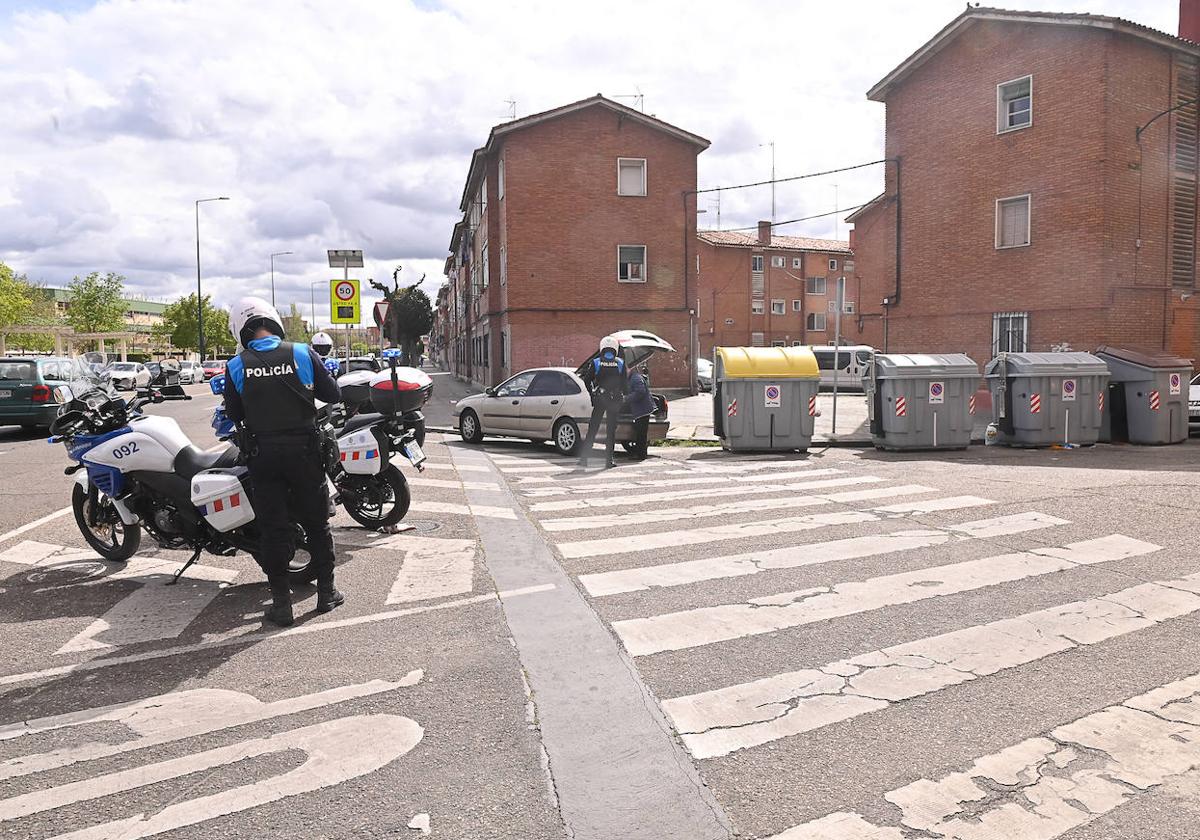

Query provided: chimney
[757,220,772,245]
[1182,0,1200,42]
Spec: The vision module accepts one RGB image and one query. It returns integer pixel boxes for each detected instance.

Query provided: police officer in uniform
[578,335,627,469]
[224,297,343,627]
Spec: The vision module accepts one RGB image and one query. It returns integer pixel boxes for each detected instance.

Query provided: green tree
[155,293,236,355]
[66,271,126,334]
[281,302,311,343]
[0,263,60,352]
[351,340,370,356]
[388,286,433,365]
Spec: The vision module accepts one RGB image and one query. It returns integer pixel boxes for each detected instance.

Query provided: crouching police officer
[224,297,343,626]
[578,335,627,470]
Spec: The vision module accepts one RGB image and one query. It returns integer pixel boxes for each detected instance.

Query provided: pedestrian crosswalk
[478,443,1197,838]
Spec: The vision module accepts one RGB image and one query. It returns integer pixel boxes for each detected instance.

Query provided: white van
[810,345,874,390]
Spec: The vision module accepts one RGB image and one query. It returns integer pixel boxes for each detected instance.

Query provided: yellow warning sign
[330,279,360,324]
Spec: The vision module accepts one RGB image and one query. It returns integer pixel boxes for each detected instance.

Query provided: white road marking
[530,471,855,511]
[614,534,1156,656]
[407,476,501,491]
[766,669,1200,840]
[555,495,993,560]
[872,496,993,513]
[0,674,421,780]
[407,501,518,520]
[0,507,72,546]
[664,461,819,475]
[537,482,926,531]
[520,469,829,498]
[667,554,1195,760]
[6,716,423,838]
[418,462,492,473]
[383,536,477,603]
[495,463,569,473]
[0,583,555,688]
[579,512,1067,597]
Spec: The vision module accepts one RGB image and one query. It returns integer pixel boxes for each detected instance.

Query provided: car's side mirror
[485,387,496,397]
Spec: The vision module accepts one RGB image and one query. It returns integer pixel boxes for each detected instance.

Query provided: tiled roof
[698,230,853,254]
[869,8,1200,101]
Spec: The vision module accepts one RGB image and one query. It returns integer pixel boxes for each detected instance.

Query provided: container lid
[369,366,433,391]
[715,346,819,380]
[1094,345,1193,370]
[874,353,979,379]
[984,351,1110,377]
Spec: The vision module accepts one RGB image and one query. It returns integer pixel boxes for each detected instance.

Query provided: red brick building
[849,6,1200,364]
[696,223,852,357]
[443,95,710,388]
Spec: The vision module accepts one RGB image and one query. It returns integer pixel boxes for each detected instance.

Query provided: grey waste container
[713,346,821,452]
[866,353,980,451]
[1094,346,1191,445]
[984,352,1109,447]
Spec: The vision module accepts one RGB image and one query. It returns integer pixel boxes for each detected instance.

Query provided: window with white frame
[792,299,802,312]
[995,194,1031,248]
[993,312,1029,353]
[806,277,827,295]
[771,340,786,347]
[480,180,487,218]
[499,244,507,285]
[500,330,508,367]
[751,274,764,298]
[481,239,489,287]
[498,157,505,200]
[751,332,765,347]
[617,158,646,196]
[771,299,785,315]
[791,340,803,346]
[807,312,827,331]
[997,75,1032,132]
[828,258,838,271]
[618,245,646,282]
[771,255,784,268]
[751,254,764,273]
[792,257,802,269]
[751,300,765,315]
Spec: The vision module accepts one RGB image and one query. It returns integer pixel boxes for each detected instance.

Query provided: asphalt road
[4,379,1200,838]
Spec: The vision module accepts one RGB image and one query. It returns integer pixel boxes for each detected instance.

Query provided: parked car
[201,359,226,380]
[105,361,152,391]
[454,330,674,456]
[1189,372,1200,427]
[178,360,202,384]
[339,356,382,376]
[0,356,97,429]
[810,344,875,390]
[697,357,713,392]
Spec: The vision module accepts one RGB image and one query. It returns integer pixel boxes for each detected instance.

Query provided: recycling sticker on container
[1170,372,1182,395]
[1062,378,1077,402]
[764,384,781,408]
[928,381,944,405]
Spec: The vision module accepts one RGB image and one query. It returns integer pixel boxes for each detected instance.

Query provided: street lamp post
[269,251,294,308]
[309,280,325,330]
[195,196,229,360]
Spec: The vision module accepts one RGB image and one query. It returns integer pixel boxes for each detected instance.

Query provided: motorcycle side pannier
[191,468,255,531]
[338,427,388,475]
[368,367,433,415]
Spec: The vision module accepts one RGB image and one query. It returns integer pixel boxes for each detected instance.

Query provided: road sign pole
[831,276,845,437]
[344,264,351,360]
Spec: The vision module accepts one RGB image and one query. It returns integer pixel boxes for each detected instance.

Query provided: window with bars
[806,312,826,331]
[993,312,1029,353]
[996,195,1031,248]
[617,158,646,196]
[997,75,1032,132]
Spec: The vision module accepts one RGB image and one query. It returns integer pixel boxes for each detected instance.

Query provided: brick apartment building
[696,223,852,357]
[443,95,710,389]
[849,5,1200,364]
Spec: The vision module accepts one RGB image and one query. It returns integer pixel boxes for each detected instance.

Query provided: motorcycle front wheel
[341,467,411,529]
[72,484,141,562]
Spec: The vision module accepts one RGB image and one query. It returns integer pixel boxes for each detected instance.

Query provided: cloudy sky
[0,0,1174,327]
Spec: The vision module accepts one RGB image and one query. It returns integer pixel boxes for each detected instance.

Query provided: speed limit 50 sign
[330,278,361,324]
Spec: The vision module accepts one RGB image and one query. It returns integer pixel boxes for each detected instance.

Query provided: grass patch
[656,438,722,448]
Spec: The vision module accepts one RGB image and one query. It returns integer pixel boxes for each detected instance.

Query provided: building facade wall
[852,19,1200,363]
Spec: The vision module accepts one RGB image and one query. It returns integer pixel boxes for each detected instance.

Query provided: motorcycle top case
[191,468,255,532]
[337,427,387,475]
[368,367,433,415]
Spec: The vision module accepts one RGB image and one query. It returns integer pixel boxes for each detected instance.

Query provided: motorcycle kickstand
[167,546,204,585]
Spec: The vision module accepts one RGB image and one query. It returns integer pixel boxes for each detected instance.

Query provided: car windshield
[0,361,35,381]
[110,363,136,371]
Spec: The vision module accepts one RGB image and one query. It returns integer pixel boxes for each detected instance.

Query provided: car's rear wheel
[459,410,483,443]
[553,418,581,456]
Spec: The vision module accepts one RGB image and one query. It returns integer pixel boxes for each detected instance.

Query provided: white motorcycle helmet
[229,296,285,351]
[311,331,334,358]
[600,335,620,354]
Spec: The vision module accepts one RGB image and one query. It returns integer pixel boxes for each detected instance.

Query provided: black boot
[265,578,294,627]
[316,570,345,613]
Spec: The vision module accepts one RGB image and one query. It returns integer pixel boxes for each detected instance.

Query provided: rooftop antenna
[504,99,516,119]
[613,86,645,112]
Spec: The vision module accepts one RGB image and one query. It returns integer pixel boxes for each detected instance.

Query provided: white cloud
[0,0,1176,323]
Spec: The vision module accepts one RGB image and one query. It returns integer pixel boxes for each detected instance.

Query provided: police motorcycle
[335,348,431,447]
[208,350,432,531]
[48,379,330,585]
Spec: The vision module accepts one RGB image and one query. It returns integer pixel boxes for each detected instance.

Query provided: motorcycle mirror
[52,385,74,404]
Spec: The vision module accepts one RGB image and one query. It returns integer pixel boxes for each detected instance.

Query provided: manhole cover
[405,519,442,534]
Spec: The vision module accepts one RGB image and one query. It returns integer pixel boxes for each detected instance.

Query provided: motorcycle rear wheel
[72,484,141,562]
[342,467,411,529]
